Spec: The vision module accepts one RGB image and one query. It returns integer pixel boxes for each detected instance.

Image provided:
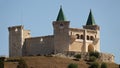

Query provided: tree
[68,63,78,68]
[89,51,100,58]
[89,62,99,68]
[0,60,4,68]
[101,62,107,68]
[0,57,5,68]
[89,56,97,62]
[74,54,81,61]
[17,58,28,68]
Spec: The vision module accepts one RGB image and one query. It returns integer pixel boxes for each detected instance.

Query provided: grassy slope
[4,56,119,68]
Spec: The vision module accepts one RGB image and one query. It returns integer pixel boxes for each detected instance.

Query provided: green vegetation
[0,59,4,68]
[89,51,100,62]
[17,58,28,68]
[89,56,97,62]
[101,62,107,68]
[74,54,81,61]
[89,51,100,58]
[0,57,5,68]
[68,63,78,68]
[88,52,100,68]
[89,62,99,68]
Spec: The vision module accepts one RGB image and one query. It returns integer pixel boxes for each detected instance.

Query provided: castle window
[76,34,80,39]
[90,36,94,40]
[60,23,64,29]
[87,35,89,40]
[60,23,63,26]
[80,35,84,39]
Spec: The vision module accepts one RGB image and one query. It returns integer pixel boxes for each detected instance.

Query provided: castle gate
[88,44,94,52]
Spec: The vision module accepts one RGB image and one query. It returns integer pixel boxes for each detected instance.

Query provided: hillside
[4,56,119,68]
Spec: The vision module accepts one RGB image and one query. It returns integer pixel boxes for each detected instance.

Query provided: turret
[83,10,100,30]
[8,25,30,57]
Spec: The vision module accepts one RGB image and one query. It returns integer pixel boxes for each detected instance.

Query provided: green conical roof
[86,10,96,25]
[56,6,66,21]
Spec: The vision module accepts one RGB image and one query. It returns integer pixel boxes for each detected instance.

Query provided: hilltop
[4,56,119,68]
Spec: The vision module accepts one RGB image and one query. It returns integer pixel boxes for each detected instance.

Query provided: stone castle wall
[22,30,31,44]
[23,35,54,56]
[69,41,83,52]
[99,53,114,62]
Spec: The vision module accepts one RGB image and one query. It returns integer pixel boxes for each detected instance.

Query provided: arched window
[87,35,89,40]
[76,34,80,39]
[90,36,94,40]
[80,35,84,39]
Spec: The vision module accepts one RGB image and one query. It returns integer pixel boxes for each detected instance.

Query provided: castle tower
[8,25,30,57]
[83,10,100,30]
[83,10,100,52]
[53,6,70,54]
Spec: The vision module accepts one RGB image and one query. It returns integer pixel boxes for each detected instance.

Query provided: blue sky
[0,0,120,64]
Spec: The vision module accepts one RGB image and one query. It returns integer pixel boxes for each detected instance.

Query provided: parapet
[8,25,24,31]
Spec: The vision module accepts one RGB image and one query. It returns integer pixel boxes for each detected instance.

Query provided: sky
[0,0,120,64]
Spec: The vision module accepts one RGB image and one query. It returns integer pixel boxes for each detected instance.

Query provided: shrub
[0,57,5,68]
[89,62,99,68]
[101,62,107,68]
[37,54,41,56]
[6,59,19,62]
[0,60,4,68]
[89,51,100,58]
[89,56,97,62]
[17,58,28,68]
[28,54,33,56]
[74,54,81,60]
[0,57,5,61]
[68,63,78,68]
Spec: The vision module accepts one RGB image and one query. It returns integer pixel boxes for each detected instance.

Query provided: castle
[8,7,115,62]
[8,7,100,57]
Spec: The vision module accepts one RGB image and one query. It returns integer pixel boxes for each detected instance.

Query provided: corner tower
[8,25,30,57]
[53,6,70,53]
[83,10,100,52]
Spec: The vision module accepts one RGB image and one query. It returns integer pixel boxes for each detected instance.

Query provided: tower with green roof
[53,6,70,53]
[83,10,100,30]
[56,6,66,21]
[82,10,100,52]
